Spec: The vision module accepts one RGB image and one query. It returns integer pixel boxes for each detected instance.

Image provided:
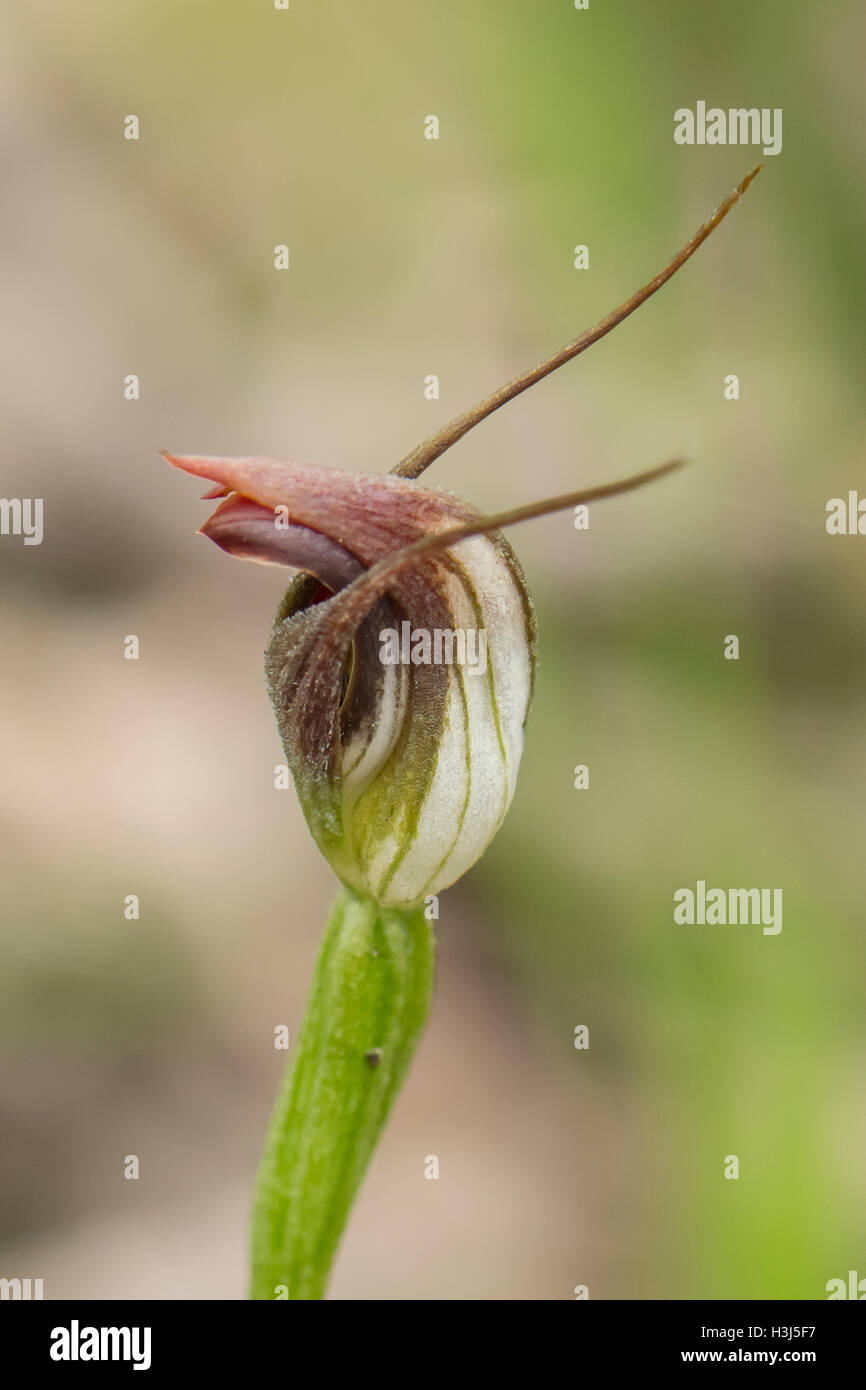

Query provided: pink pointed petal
[162,451,474,568]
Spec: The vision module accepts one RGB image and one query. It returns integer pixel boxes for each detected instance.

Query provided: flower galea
[163,452,535,908]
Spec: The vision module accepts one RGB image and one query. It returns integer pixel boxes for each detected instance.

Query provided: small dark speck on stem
[365,1048,383,1068]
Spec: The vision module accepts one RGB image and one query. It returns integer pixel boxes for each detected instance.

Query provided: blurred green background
[1,0,863,1298]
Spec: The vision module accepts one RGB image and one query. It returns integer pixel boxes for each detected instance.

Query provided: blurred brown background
[1,1,864,1298]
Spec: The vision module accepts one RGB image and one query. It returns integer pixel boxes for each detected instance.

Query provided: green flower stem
[250,888,435,1300]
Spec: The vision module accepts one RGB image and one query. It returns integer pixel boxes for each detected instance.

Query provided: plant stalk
[250,888,435,1300]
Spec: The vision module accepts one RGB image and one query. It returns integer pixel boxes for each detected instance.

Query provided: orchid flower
[165,166,760,1300]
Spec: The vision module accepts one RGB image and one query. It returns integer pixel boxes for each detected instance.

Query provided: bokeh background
[1,0,864,1299]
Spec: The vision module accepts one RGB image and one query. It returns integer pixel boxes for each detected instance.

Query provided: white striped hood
[165,452,536,908]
